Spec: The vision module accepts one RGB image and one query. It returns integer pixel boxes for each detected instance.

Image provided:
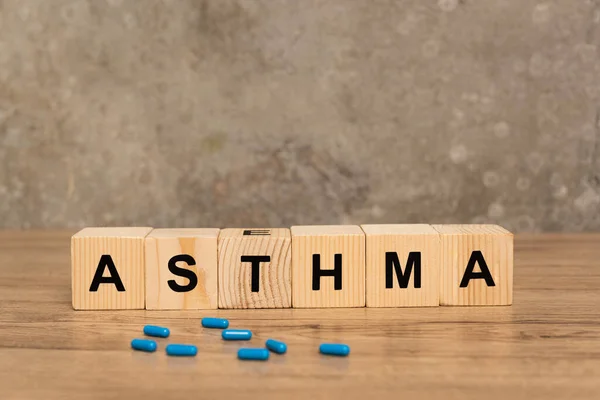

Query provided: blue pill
[143,325,170,338]
[319,343,350,356]
[238,348,270,361]
[165,344,197,357]
[222,329,252,341]
[202,317,229,329]
[131,338,157,352]
[265,339,287,354]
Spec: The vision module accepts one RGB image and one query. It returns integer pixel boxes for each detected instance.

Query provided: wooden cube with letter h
[432,224,513,306]
[218,228,291,309]
[71,227,152,310]
[145,228,219,310]
[291,225,365,308]
[362,224,440,307]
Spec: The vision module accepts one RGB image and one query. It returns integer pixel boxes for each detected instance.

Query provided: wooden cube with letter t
[432,224,513,306]
[291,225,365,308]
[145,228,219,310]
[362,224,440,307]
[71,227,152,310]
[218,228,291,309]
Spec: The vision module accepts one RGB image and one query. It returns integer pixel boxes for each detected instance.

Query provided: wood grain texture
[218,228,291,309]
[3,231,600,400]
[145,228,219,310]
[433,224,513,306]
[362,224,440,307]
[291,225,365,308]
[71,227,152,310]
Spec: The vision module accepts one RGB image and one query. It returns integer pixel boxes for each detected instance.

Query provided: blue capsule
[238,348,270,361]
[143,325,170,338]
[165,344,197,357]
[131,338,157,352]
[222,329,252,341]
[319,343,350,356]
[202,317,229,329]
[265,339,287,354]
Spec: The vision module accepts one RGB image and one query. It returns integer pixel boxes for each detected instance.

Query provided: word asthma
[71,224,513,310]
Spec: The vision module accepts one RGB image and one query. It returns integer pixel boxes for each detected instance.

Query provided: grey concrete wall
[0,0,599,232]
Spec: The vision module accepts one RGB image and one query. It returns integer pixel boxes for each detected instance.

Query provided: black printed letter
[459,250,496,287]
[167,254,198,293]
[385,251,421,289]
[89,254,125,292]
[241,255,271,292]
[312,254,342,291]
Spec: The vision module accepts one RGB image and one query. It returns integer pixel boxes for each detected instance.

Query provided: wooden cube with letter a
[145,228,219,310]
[432,224,513,306]
[361,224,440,307]
[291,225,365,308]
[218,229,291,309]
[71,227,152,310]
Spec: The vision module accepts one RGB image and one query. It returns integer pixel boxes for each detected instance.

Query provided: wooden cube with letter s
[145,228,219,310]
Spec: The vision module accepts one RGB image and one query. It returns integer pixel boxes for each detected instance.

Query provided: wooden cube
[291,225,365,308]
[145,228,219,310]
[362,224,440,307]
[218,228,291,309]
[71,227,152,310]
[432,224,513,306]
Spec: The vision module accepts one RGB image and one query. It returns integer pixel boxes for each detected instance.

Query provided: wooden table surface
[1,231,599,399]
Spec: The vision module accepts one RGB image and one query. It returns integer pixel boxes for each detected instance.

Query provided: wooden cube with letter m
[362,224,440,307]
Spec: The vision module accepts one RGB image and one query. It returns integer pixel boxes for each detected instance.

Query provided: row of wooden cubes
[71,224,513,310]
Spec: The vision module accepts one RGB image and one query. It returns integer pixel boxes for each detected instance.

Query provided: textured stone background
[0,0,599,232]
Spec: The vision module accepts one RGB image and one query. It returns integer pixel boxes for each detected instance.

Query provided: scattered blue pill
[143,325,170,338]
[165,344,198,357]
[131,338,157,352]
[319,343,350,357]
[265,339,287,354]
[202,317,229,329]
[238,348,270,361]
[222,329,253,341]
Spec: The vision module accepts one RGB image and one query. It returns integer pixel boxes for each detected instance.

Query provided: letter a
[89,254,126,292]
[459,251,495,288]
